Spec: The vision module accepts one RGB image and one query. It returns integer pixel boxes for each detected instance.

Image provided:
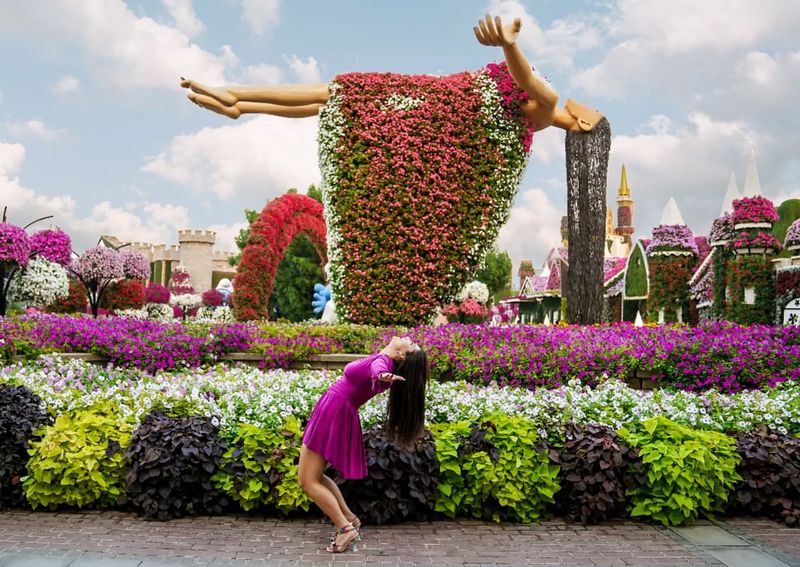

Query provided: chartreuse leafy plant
[213,416,310,514]
[0,385,52,507]
[22,403,131,510]
[126,412,228,520]
[432,415,559,523]
[730,428,800,527]
[618,417,741,526]
[339,426,439,525]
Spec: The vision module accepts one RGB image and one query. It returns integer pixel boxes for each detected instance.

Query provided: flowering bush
[318,63,532,326]
[101,279,145,312]
[29,229,72,267]
[0,223,31,268]
[168,265,194,295]
[144,283,170,304]
[170,293,202,321]
[456,280,490,304]
[710,213,733,244]
[46,279,87,314]
[784,219,800,248]
[233,193,326,321]
[442,298,490,324]
[732,231,782,252]
[7,258,69,307]
[732,195,779,225]
[120,251,150,280]
[201,288,224,307]
[145,303,173,322]
[646,224,698,255]
[68,246,124,317]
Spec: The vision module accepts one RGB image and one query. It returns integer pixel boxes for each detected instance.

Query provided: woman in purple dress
[298,335,428,553]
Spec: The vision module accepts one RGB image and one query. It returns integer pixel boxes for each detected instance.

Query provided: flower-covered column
[645,224,698,323]
[709,213,734,320]
[726,196,781,324]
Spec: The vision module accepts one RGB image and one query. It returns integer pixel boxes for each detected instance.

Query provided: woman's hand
[379,372,406,383]
[474,15,521,47]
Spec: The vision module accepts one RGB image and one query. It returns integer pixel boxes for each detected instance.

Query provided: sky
[1,0,799,278]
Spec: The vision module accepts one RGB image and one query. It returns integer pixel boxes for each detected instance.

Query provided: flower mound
[30,229,72,266]
[234,193,326,321]
[318,64,533,325]
[732,195,779,225]
[646,224,698,255]
[0,223,31,267]
[785,219,800,248]
[710,214,733,244]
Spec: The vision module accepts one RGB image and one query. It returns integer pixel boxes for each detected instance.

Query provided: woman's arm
[369,354,405,394]
[474,15,559,108]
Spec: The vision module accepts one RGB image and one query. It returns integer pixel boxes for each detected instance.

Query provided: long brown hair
[385,348,429,447]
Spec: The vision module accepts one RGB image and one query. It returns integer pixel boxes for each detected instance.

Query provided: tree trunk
[565,118,611,325]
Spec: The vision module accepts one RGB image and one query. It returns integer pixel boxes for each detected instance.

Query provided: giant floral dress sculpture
[182,16,608,325]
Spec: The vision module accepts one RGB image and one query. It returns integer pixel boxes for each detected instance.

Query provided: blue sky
[1,0,798,275]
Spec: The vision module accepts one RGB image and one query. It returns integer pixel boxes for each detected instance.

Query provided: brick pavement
[0,510,796,567]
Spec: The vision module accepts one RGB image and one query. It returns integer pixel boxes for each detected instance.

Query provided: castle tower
[178,229,216,292]
[720,172,740,216]
[615,164,635,243]
[518,259,535,289]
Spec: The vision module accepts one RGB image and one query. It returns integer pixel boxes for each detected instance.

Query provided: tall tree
[475,247,512,301]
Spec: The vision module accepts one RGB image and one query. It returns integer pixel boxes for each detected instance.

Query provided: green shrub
[0,385,52,507]
[339,426,438,524]
[23,404,131,509]
[126,412,228,520]
[213,417,310,514]
[619,417,741,526]
[432,415,559,523]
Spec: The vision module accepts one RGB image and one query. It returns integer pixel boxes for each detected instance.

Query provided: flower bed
[2,316,800,392]
[1,359,799,526]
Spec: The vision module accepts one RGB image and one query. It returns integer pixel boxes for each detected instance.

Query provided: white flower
[8,257,69,306]
[456,280,490,304]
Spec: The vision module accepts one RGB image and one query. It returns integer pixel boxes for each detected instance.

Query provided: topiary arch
[233,193,327,321]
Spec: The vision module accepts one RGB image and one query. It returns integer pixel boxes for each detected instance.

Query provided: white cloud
[609,112,770,239]
[207,221,248,253]
[50,74,82,96]
[0,1,231,90]
[240,0,281,35]
[6,120,68,141]
[497,187,563,278]
[286,55,321,83]
[0,141,193,252]
[241,63,285,83]
[486,0,602,71]
[142,115,320,201]
[611,0,798,54]
[162,0,205,38]
[529,127,564,165]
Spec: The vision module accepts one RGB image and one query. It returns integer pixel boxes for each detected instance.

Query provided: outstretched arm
[474,15,558,108]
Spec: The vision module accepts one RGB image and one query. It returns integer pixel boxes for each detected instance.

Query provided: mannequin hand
[474,15,521,47]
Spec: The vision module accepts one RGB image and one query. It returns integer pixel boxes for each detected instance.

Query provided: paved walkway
[0,511,797,567]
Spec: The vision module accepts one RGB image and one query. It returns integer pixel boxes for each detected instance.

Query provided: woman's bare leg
[187,92,322,119]
[181,78,328,107]
[320,474,357,523]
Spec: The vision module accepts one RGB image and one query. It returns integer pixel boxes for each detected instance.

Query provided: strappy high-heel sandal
[330,515,361,543]
[326,523,360,553]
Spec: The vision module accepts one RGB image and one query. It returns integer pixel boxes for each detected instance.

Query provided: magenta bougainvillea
[732,196,779,225]
[318,63,533,325]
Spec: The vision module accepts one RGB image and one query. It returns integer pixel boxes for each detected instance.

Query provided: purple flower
[785,219,800,247]
[120,251,151,280]
[647,224,699,255]
[709,214,733,244]
[30,229,72,266]
[71,246,124,282]
[0,223,31,267]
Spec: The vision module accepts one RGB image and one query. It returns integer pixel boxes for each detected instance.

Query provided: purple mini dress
[302,353,394,479]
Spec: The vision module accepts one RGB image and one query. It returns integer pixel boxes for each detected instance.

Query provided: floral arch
[233,193,327,321]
